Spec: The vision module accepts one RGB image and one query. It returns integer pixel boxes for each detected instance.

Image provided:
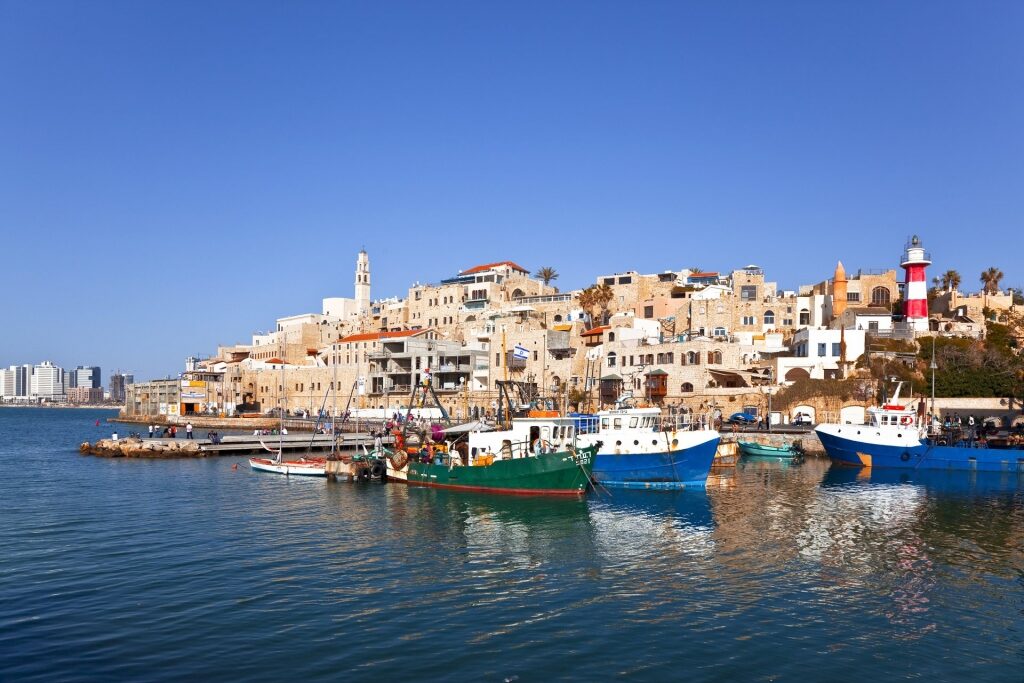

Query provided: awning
[443,421,493,435]
[600,374,622,381]
[645,368,668,376]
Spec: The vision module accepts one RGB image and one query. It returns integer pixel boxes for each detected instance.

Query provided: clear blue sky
[2,1,1021,381]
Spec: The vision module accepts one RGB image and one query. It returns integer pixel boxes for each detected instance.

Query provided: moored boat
[386,415,597,495]
[815,382,1024,471]
[574,399,720,489]
[249,456,327,476]
[737,441,799,458]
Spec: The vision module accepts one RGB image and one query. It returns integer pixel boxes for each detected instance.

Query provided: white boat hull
[248,457,327,476]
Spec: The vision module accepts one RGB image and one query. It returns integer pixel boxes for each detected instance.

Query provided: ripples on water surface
[1,409,1022,681]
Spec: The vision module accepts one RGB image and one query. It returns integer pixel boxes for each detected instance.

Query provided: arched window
[688,351,700,365]
[712,350,723,364]
[665,352,673,364]
[553,314,563,323]
[713,326,726,337]
[511,288,525,299]
[681,382,694,393]
[764,310,775,326]
[799,309,810,325]
[607,352,617,367]
[608,332,615,342]
[871,287,891,307]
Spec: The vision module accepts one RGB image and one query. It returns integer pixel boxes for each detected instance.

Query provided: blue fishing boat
[815,382,1024,471]
[575,398,720,489]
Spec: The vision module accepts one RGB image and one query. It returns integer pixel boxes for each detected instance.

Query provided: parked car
[792,414,813,427]
[727,412,758,424]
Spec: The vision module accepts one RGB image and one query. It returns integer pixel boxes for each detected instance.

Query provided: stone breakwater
[80,438,203,458]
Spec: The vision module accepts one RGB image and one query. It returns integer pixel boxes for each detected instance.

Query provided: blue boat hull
[592,436,720,488]
[816,429,1024,472]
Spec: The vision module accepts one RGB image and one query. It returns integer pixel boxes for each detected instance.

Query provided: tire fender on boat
[900,451,911,462]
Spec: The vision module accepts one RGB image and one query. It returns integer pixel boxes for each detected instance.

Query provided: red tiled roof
[337,329,426,344]
[690,272,719,278]
[461,261,529,275]
[581,325,610,337]
[265,358,287,364]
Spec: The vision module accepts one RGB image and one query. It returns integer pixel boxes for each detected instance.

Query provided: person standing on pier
[186,422,193,439]
[148,424,154,439]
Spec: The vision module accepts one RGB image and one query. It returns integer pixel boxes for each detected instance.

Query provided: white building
[0,369,14,398]
[322,250,372,320]
[31,361,65,400]
[775,328,866,384]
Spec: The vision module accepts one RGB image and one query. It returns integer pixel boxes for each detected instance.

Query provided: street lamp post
[930,334,938,416]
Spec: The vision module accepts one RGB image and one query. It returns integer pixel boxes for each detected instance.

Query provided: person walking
[148,424,154,439]
[186,422,193,440]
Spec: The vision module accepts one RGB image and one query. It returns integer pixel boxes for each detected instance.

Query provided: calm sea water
[1,408,1022,682]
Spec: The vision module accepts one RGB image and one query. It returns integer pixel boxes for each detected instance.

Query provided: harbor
[5,406,1024,682]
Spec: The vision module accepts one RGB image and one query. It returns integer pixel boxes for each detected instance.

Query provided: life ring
[900,451,911,462]
[900,416,913,426]
[389,450,409,470]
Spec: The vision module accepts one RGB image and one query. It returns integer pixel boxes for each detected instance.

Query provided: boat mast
[332,342,338,457]
[278,355,285,463]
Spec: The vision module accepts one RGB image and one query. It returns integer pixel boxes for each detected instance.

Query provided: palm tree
[592,283,614,325]
[980,267,1004,295]
[576,287,596,329]
[535,267,559,287]
[941,269,961,292]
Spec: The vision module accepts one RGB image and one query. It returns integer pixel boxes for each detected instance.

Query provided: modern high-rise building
[0,369,14,398]
[31,361,65,400]
[74,366,102,389]
[109,372,134,403]
[12,365,32,398]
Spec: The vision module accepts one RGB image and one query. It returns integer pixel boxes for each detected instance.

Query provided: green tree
[941,269,961,291]
[980,266,1004,294]
[535,266,559,287]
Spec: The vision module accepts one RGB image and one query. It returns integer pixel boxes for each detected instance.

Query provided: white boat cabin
[465,416,580,460]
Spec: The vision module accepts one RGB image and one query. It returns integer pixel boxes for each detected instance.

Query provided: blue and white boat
[815,383,1024,472]
[575,397,720,489]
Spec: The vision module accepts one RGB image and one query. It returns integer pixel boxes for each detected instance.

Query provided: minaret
[831,261,848,323]
[355,249,370,315]
[900,235,931,331]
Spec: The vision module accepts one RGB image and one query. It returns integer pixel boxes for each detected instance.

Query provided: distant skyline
[2,1,1022,380]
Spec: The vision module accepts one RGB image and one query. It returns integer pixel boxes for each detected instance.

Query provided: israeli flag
[512,344,529,361]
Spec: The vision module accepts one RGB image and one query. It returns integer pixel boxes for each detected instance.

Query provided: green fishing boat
[405,443,597,495]
[738,441,800,458]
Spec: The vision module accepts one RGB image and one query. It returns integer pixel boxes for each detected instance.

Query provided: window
[629,417,638,428]
[608,332,615,342]
[603,278,615,286]
[832,343,841,357]
[713,326,726,337]
[846,292,860,302]
[688,351,700,365]
[764,310,775,326]
[868,320,879,331]
[643,306,654,318]
[607,352,616,367]
[783,319,793,326]
[681,382,694,392]
[533,351,538,361]
[817,343,827,357]
[799,309,810,325]
[871,287,891,306]
[742,316,755,326]
[741,285,757,300]
[618,276,632,284]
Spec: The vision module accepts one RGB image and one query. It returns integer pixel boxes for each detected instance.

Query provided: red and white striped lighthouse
[900,235,931,331]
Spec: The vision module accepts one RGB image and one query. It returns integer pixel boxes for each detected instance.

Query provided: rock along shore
[81,438,204,459]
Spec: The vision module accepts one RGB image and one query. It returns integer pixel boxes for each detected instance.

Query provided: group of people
[147,422,195,440]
